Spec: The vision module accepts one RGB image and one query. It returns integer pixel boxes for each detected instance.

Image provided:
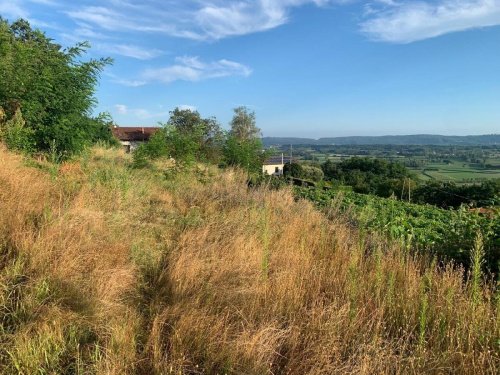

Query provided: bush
[301,165,324,181]
[283,162,303,178]
[0,108,34,153]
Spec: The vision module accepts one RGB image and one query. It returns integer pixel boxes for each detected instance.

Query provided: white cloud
[113,79,148,87]
[361,0,500,43]
[177,104,197,112]
[101,43,163,60]
[141,56,252,84]
[9,0,498,48]
[113,104,169,119]
[115,104,128,114]
[0,0,29,19]
[64,1,339,41]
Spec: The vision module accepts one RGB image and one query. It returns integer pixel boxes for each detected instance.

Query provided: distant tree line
[412,180,499,208]
[321,157,415,198]
[282,156,499,209]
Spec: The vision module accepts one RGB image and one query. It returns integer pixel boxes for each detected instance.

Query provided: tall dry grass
[0,145,498,374]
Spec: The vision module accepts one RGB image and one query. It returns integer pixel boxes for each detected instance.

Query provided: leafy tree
[321,157,415,198]
[167,108,224,163]
[321,159,338,179]
[229,106,260,141]
[133,108,224,167]
[413,180,499,208]
[284,162,304,178]
[224,107,264,173]
[0,18,114,157]
[224,134,263,173]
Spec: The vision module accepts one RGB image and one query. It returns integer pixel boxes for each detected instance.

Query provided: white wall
[263,163,284,175]
[120,141,144,153]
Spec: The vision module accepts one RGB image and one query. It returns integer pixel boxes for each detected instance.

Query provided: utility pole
[408,178,411,203]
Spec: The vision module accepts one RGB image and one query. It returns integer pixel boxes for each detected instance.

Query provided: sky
[1,0,500,137]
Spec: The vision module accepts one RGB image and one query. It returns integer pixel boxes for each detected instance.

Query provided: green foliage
[223,106,265,174]
[229,106,260,141]
[284,162,324,182]
[295,186,500,273]
[413,180,499,208]
[301,165,324,181]
[133,108,225,168]
[132,129,169,168]
[0,108,34,153]
[223,134,264,174]
[0,18,113,157]
[167,108,224,163]
[283,162,303,178]
[321,157,416,198]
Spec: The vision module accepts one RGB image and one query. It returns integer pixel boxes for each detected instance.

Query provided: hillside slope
[0,146,498,374]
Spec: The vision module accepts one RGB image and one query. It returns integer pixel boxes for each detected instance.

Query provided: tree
[320,157,415,198]
[167,108,224,163]
[229,106,260,141]
[284,162,304,178]
[224,107,264,173]
[134,108,224,167]
[0,18,114,157]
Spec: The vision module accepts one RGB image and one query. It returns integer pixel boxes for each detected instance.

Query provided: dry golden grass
[0,144,498,374]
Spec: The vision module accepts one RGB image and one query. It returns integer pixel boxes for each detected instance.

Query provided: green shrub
[0,108,34,153]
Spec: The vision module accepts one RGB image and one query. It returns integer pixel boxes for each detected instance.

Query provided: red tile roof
[112,126,160,142]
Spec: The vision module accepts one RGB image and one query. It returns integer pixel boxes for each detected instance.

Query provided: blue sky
[2,0,500,137]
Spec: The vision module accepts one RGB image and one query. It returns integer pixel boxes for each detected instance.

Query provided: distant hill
[262,134,500,146]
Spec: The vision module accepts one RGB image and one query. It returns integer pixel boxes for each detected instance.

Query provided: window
[275,166,280,173]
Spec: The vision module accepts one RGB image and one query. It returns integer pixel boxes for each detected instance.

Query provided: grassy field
[1,145,499,374]
[410,161,500,182]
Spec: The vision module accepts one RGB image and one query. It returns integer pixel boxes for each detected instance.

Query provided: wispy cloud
[63,1,339,41]
[0,0,62,29]
[141,56,252,84]
[113,104,169,119]
[108,56,250,87]
[361,0,500,43]
[101,43,163,60]
[7,1,500,48]
[0,0,29,19]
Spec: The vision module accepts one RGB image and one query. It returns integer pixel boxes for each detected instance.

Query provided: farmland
[417,160,500,182]
[273,144,500,183]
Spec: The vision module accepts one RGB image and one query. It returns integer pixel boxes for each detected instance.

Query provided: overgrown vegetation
[281,155,499,209]
[295,186,500,274]
[0,18,115,158]
[134,106,267,174]
[0,145,499,374]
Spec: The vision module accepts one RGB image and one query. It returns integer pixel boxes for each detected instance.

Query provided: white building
[262,154,293,175]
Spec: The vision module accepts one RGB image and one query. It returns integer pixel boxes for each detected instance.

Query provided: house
[262,154,293,175]
[111,126,160,153]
